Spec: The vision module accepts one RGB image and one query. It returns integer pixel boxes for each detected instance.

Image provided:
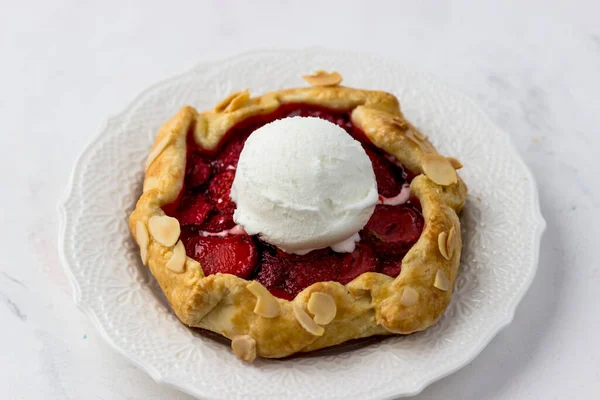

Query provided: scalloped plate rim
[57,47,546,400]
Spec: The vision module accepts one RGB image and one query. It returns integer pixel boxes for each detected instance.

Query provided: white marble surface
[1,0,599,398]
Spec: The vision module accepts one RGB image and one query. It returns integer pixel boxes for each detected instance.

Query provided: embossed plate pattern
[59,49,545,399]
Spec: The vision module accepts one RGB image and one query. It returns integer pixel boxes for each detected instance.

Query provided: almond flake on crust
[224,90,250,113]
[422,153,458,186]
[447,226,458,259]
[145,134,172,171]
[411,129,427,141]
[307,292,337,325]
[148,215,180,247]
[135,220,149,265]
[387,117,409,131]
[247,281,280,318]
[438,231,450,260]
[293,303,324,336]
[433,269,451,291]
[302,70,342,87]
[400,286,419,306]
[447,157,463,170]
[231,335,256,362]
[214,90,246,112]
[405,130,424,148]
[166,240,186,273]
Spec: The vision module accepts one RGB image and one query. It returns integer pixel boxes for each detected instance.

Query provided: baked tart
[129,70,467,362]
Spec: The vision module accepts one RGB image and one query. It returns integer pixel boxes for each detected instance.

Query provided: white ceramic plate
[59,49,545,399]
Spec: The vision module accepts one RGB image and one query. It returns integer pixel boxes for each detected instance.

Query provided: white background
[1,0,599,399]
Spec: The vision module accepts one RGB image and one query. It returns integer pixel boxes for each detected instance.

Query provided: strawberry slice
[207,171,236,213]
[212,133,249,172]
[201,212,235,233]
[365,149,405,198]
[363,205,424,256]
[285,252,341,298]
[338,244,377,284]
[257,246,373,299]
[186,235,258,279]
[185,152,212,188]
[176,194,212,226]
[380,259,402,278]
[255,251,289,292]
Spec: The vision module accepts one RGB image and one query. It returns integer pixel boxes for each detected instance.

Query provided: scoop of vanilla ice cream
[230,116,378,255]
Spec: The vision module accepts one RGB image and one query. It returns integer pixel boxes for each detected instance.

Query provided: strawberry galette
[129,71,467,362]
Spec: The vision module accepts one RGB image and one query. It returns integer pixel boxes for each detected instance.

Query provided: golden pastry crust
[129,76,467,359]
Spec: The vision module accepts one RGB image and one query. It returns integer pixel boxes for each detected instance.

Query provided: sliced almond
[438,231,450,260]
[405,131,423,148]
[148,215,180,247]
[433,269,450,291]
[224,90,250,113]
[307,292,336,325]
[135,220,149,265]
[260,92,280,108]
[143,177,160,193]
[411,129,427,141]
[388,117,408,131]
[145,134,172,171]
[214,90,245,112]
[447,157,463,170]
[247,281,280,318]
[400,286,419,306]
[292,303,324,336]
[231,335,256,362]
[422,153,458,186]
[166,240,186,273]
[302,70,342,87]
[447,226,457,259]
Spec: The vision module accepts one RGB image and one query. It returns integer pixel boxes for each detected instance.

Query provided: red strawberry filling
[165,104,425,299]
[185,151,212,188]
[175,193,212,226]
[380,259,403,278]
[207,171,236,213]
[365,149,407,198]
[363,205,424,256]
[211,132,249,173]
[184,235,258,279]
[201,212,235,233]
[254,243,378,299]
[338,244,378,284]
